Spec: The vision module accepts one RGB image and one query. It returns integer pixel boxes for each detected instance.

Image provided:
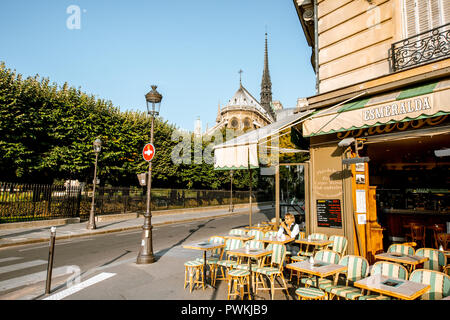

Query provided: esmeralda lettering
[363,96,432,121]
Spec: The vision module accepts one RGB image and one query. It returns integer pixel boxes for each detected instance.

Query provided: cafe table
[286,259,347,288]
[295,238,333,257]
[261,235,295,245]
[374,252,429,273]
[183,241,226,289]
[354,274,430,300]
[226,247,272,299]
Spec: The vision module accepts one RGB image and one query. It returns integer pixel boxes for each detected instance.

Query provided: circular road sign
[142,143,155,162]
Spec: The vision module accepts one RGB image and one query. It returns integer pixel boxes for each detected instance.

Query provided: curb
[0,207,274,249]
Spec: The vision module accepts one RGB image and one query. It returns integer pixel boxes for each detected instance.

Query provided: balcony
[389,23,450,72]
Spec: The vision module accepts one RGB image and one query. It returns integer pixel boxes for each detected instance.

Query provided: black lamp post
[87,138,102,230]
[137,85,162,264]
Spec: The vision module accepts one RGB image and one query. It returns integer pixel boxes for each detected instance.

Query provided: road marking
[0,257,22,264]
[0,265,79,292]
[0,260,47,274]
[18,239,93,252]
[43,272,116,300]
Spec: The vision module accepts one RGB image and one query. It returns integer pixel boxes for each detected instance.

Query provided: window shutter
[404,0,418,37]
[417,0,431,33]
[442,0,450,24]
[430,0,442,28]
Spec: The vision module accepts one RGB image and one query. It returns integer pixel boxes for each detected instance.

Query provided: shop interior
[366,133,450,249]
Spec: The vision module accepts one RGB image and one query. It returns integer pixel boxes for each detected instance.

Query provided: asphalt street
[0,209,285,300]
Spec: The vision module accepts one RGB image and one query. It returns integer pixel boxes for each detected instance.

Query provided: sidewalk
[0,203,274,248]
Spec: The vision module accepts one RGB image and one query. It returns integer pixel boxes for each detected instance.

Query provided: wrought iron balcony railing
[389,23,450,72]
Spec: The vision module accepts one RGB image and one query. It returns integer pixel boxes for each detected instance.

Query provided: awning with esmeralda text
[302,79,450,137]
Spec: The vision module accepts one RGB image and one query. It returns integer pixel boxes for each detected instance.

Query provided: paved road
[0,210,290,300]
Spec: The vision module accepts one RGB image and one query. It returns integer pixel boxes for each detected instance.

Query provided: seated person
[277,213,300,255]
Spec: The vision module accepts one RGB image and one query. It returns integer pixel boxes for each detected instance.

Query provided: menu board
[316,199,342,228]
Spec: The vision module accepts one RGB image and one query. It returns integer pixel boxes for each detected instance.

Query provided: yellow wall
[317,0,402,93]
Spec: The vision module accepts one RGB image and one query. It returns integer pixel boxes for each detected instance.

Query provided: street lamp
[137,85,162,264]
[87,138,102,230]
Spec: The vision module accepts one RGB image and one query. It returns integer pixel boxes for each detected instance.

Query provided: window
[403,0,450,38]
[230,118,239,128]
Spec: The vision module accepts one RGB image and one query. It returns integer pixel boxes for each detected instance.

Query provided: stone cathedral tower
[260,32,276,120]
[206,33,277,136]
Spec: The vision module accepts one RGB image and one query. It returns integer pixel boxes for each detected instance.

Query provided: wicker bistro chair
[409,269,450,300]
[183,260,205,293]
[387,243,415,256]
[247,229,264,241]
[254,243,289,300]
[216,238,244,282]
[196,236,225,286]
[264,230,278,238]
[328,235,348,256]
[324,255,369,300]
[229,228,247,236]
[415,248,446,272]
[358,261,409,300]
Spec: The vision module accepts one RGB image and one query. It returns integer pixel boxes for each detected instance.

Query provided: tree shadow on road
[153,219,215,262]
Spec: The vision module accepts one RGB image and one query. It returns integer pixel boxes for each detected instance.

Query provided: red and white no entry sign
[142,143,155,162]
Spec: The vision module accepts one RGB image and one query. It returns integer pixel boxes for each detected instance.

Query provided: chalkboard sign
[317,199,342,228]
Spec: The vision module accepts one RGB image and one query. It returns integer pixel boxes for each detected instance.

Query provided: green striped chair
[229,228,247,236]
[216,238,244,282]
[295,286,327,300]
[227,269,251,300]
[196,236,225,286]
[415,248,446,272]
[358,261,408,300]
[387,244,415,256]
[184,260,204,293]
[247,229,264,240]
[299,250,341,288]
[325,255,369,300]
[254,243,288,300]
[264,230,278,238]
[290,232,308,265]
[409,269,450,300]
[328,235,348,256]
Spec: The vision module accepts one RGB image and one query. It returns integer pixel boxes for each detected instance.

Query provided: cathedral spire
[260,32,275,120]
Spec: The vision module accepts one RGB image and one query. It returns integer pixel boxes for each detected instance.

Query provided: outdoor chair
[328,235,348,256]
[227,269,251,300]
[264,230,277,238]
[229,228,247,236]
[216,238,244,282]
[196,236,225,286]
[358,261,408,300]
[324,255,369,300]
[247,229,264,240]
[387,243,415,256]
[254,243,289,300]
[415,248,446,272]
[183,260,204,293]
[409,269,450,300]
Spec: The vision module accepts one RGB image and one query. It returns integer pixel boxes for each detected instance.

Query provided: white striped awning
[213,110,314,170]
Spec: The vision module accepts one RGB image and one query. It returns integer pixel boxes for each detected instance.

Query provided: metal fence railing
[0,182,274,224]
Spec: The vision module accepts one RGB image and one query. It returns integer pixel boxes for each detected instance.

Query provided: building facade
[293,0,450,260]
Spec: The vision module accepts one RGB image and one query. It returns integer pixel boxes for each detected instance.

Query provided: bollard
[45,226,56,295]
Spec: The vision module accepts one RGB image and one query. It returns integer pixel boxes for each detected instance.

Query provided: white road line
[0,257,22,264]
[43,272,116,300]
[0,265,79,292]
[19,238,94,252]
[0,260,47,274]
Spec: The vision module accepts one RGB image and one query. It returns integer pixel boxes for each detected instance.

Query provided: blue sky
[0,0,315,131]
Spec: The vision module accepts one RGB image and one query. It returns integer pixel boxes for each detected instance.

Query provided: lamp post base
[136,253,156,264]
[86,223,96,230]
